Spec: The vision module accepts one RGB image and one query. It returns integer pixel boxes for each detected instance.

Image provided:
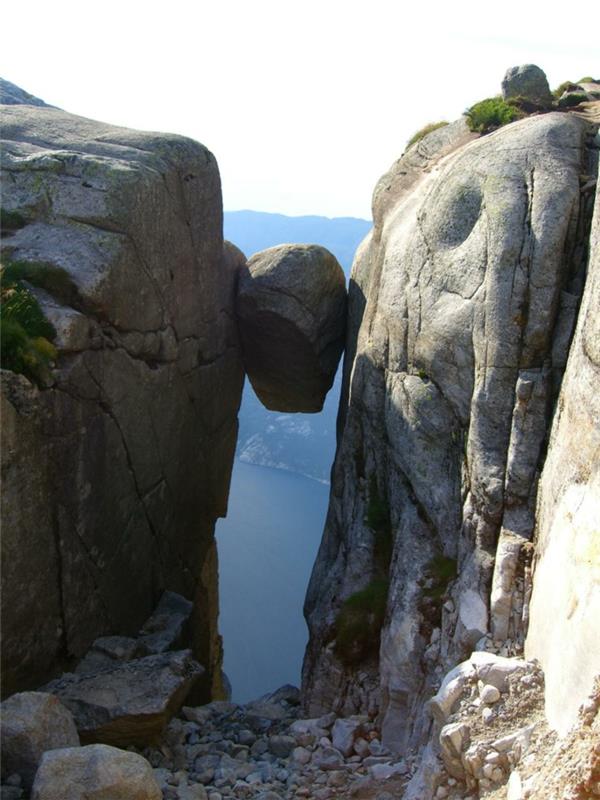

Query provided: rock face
[236,244,346,412]
[501,64,553,106]
[43,650,203,746]
[0,691,80,789]
[302,110,598,754]
[525,182,600,735]
[31,744,161,800]
[0,90,244,697]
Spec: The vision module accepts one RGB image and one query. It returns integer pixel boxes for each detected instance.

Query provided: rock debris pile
[139,686,410,800]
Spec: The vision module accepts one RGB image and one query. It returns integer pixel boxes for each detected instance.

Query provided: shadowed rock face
[0,93,244,697]
[236,244,347,412]
[302,111,598,752]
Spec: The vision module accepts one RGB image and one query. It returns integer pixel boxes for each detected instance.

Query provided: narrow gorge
[1,67,599,800]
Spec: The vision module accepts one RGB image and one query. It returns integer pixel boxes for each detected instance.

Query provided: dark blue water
[216,460,329,703]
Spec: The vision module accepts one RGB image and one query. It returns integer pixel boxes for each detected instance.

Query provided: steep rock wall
[525,182,600,735]
[1,98,244,696]
[302,111,598,753]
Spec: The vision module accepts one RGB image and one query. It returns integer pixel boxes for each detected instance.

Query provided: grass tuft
[1,261,57,384]
[406,121,449,149]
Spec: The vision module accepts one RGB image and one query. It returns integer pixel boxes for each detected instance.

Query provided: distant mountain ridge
[224,210,371,273]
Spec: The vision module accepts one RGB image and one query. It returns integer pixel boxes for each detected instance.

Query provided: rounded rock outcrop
[0,691,80,790]
[31,744,161,800]
[236,244,347,412]
[501,64,552,106]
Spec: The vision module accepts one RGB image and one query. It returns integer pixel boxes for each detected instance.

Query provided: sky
[1,0,598,220]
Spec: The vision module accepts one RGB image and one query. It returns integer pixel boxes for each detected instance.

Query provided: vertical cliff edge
[0,88,244,697]
[302,102,599,774]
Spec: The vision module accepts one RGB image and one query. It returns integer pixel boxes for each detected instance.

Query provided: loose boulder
[236,244,347,412]
[0,692,80,790]
[501,64,552,106]
[31,744,161,800]
[42,650,203,746]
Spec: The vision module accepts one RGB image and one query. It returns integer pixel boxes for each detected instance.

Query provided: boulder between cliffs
[236,243,347,412]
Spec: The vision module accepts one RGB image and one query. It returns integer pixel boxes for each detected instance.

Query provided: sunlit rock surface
[0,88,244,697]
[302,111,598,754]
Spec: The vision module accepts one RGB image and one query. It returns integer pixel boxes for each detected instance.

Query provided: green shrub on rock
[1,262,57,384]
[2,259,75,304]
[333,579,389,665]
[465,97,523,134]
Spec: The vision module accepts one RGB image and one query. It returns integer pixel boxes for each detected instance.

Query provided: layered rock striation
[302,108,599,758]
[0,91,244,696]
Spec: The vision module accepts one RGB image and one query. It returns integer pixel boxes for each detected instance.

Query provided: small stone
[491,767,504,783]
[317,712,337,729]
[368,762,407,780]
[238,730,256,746]
[251,739,269,757]
[332,718,363,758]
[291,747,311,766]
[435,787,449,799]
[268,735,295,759]
[327,771,347,787]
[482,707,494,724]
[479,684,500,705]
[353,737,370,758]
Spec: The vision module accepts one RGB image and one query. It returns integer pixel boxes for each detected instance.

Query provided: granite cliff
[0,80,346,704]
[302,81,600,793]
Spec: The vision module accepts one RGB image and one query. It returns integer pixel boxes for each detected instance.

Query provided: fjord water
[216,459,329,702]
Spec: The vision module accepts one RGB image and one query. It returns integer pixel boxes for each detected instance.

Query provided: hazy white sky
[1,0,598,219]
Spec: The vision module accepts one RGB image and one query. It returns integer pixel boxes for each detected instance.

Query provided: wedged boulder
[0,691,79,790]
[501,64,553,106]
[42,650,203,746]
[31,744,161,800]
[236,244,347,412]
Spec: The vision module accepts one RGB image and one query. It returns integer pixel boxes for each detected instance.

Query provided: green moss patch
[1,208,27,232]
[333,579,389,666]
